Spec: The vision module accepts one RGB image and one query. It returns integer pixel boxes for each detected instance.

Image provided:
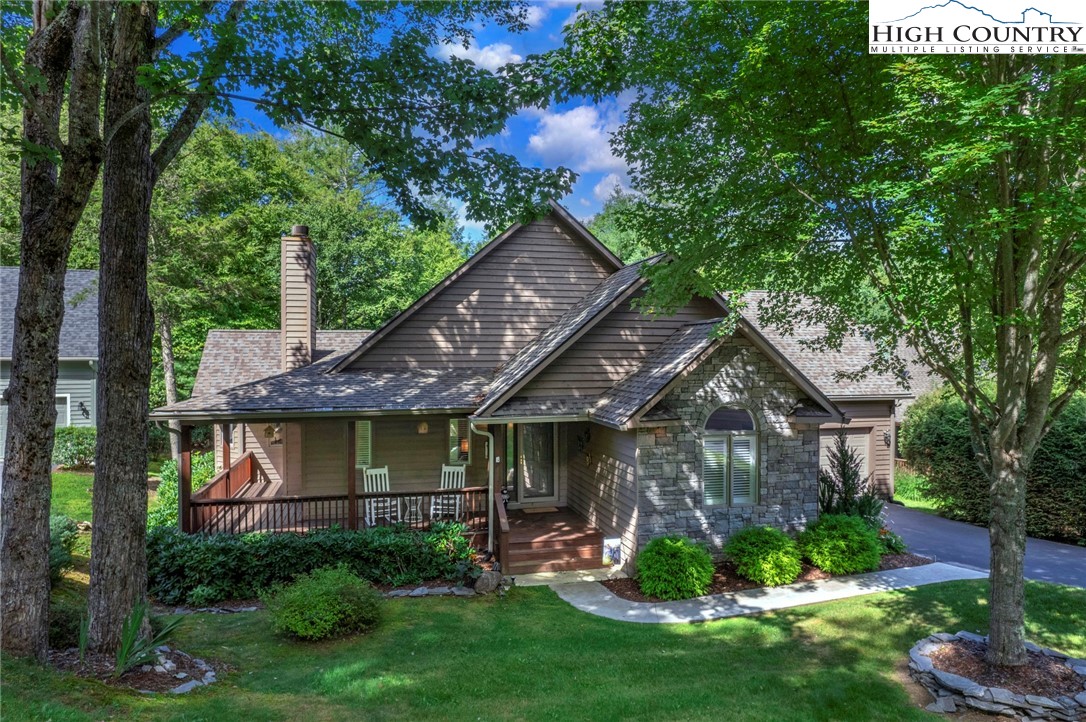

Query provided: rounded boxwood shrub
[52,427,96,469]
[262,565,382,641]
[798,515,881,575]
[636,535,714,601]
[724,526,802,587]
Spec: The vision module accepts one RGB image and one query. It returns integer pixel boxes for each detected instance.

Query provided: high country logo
[869,0,1086,54]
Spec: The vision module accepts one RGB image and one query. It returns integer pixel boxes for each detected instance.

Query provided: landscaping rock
[408,587,428,597]
[932,669,987,699]
[451,586,476,597]
[989,687,1018,706]
[1026,696,1062,710]
[427,586,451,596]
[474,570,501,595]
[963,698,1011,714]
[175,672,188,680]
[170,680,203,694]
[1075,692,1086,707]
[932,632,957,642]
[926,696,957,713]
[956,631,987,644]
[387,590,410,598]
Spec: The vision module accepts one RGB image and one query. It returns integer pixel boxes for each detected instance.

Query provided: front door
[516,422,558,504]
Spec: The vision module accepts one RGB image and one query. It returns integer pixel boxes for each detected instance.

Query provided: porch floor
[504,509,606,575]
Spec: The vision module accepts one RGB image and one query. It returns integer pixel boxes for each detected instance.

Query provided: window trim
[56,394,71,427]
[702,406,759,507]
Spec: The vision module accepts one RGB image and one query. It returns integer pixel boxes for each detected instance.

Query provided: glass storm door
[518,423,557,503]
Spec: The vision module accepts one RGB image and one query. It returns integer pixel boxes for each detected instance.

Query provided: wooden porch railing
[494,493,510,569]
[189,485,489,536]
[193,451,260,501]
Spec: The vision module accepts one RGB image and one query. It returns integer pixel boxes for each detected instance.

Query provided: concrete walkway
[552,562,986,624]
[886,504,1086,588]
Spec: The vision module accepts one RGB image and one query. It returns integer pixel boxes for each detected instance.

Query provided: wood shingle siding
[518,292,721,399]
[348,219,614,370]
[566,422,639,571]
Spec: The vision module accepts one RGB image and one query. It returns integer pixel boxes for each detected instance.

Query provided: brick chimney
[281,225,316,371]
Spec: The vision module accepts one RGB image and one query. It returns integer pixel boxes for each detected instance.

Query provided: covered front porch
[174,416,628,572]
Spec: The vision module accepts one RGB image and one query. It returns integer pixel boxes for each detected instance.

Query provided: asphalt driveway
[885,503,1086,588]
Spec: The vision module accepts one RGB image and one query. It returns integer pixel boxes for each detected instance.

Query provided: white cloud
[523,5,548,28]
[527,105,626,174]
[592,172,630,202]
[436,41,522,72]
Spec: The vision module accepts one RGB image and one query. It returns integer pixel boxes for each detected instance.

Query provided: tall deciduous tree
[2,0,571,658]
[552,2,1086,665]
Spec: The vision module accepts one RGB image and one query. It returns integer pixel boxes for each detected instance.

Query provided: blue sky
[227,1,621,241]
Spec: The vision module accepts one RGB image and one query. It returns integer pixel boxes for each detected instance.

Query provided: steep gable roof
[1,266,98,359]
[330,201,622,373]
[474,255,664,416]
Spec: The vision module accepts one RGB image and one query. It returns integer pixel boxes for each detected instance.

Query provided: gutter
[469,421,496,554]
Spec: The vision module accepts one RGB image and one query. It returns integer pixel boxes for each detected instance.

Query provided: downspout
[469,421,495,553]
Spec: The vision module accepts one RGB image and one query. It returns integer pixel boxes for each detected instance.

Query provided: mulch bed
[600,553,933,603]
[49,646,225,693]
[928,639,1083,699]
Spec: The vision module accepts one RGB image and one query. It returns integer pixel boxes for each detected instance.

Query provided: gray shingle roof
[1,266,98,359]
[156,347,491,419]
[476,254,663,414]
[192,329,372,397]
[591,320,721,428]
[740,291,909,399]
[488,395,596,419]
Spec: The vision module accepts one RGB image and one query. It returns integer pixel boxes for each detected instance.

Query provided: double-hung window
[702,407,758,506]
[448,418,471,464]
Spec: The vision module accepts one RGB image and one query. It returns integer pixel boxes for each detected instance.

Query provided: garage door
[820,428,871,479]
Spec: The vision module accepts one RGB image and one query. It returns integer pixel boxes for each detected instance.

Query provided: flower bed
[601,552,932,603]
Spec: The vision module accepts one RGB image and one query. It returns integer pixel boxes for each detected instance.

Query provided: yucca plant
[112,603,184,678]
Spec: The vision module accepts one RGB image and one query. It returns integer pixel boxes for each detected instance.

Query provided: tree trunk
[159,314,181,461]
[986,445,1029,666]
[87,1,157,653]
[1,2,102,661]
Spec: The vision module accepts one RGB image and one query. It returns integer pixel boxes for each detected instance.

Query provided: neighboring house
[153,203,849,574]
[1,267,99,460]
[741,292,917,498]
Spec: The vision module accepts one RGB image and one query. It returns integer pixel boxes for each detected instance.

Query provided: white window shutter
[355,420,371,469]
[703,437,727,505]
[731,435,756,504]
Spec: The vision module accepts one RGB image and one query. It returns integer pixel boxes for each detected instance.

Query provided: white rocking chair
[429,464,466,521]
[363,466,398,526]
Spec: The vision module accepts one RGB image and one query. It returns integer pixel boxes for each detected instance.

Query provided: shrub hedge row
[900,391,1086,544]
[147,522,475,605]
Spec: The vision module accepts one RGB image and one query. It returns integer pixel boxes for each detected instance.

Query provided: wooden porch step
[506,557,608,575]
[507,543,601,563]
[509,529,603,549]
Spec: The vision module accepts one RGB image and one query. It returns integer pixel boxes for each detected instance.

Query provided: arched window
[703,406,758,506]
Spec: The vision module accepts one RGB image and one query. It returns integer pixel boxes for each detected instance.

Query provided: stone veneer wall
[636,336,822,553]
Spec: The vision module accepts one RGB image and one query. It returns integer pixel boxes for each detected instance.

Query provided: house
[152,202,850,574]
[740,292,919,498]
[1,267,99,459]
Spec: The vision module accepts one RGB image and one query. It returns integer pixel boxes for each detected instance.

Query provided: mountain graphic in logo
[887,1,1074,24]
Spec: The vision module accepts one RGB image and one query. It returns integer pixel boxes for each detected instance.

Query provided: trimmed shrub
[49,514,79,586]
[146,451,216,529]
[146,522,477,605]
[263,565,382,641]
[724,526,802,587]
[52,427,96,469]
[636,535,714,601]
[901,391,1086,544]
[798,514,882,575]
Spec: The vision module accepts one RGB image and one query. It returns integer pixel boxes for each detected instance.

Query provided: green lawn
[4,580,1084,721]
[51,471,95,522]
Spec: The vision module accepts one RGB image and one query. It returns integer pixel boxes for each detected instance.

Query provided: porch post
[179,424,193,533]
[221,422,231,469]
[346,421,357,530]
